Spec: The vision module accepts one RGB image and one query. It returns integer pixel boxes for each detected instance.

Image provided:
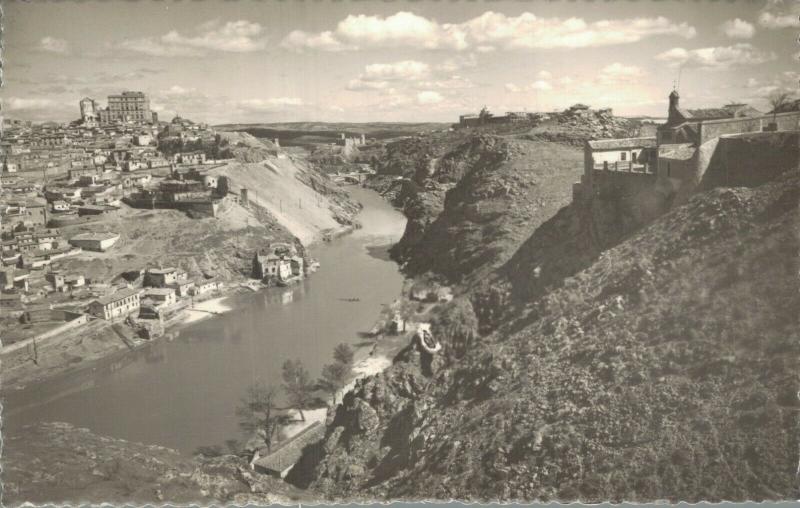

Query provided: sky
[2,0,799,124]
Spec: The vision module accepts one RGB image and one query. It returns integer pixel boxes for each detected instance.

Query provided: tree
[282,359,314,421]
[235,382,284,452]
[333,343,355,368]
[319,361,349,405]
[768,91,792,124]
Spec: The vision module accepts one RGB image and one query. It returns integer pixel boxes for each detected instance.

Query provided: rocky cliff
[291,154,799,502]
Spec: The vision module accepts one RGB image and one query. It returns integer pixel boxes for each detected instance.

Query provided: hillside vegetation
[293,168,800,502]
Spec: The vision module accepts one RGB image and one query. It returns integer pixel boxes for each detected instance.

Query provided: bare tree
[282,359,314,421]
[235,382,284,453]
[319,361,349,405]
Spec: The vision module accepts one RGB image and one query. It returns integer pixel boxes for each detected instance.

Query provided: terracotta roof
[587,137,657,150]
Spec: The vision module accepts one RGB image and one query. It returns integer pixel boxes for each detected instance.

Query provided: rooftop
[144,287,175,296]
[587,137,657,150]
[147,267,176,275]
[70,232,120,242]
[94,287,140,305]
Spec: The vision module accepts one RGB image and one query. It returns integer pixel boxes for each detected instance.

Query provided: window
[620,152,627,161]
[632,152,638,163]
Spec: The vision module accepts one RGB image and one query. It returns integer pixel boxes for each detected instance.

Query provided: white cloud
[655,44,776,70]
[530,80,553,91]
[536,70,553,80]
[116,38,204,57]
[505,83,523,93]
[720,19,756,39]
[363,60,431,81]
[416,76,476,90]
[597,62,644,84]
[39,37,70,54]
[346,79,392,91]
[117,20,268,57]
[5,97,57,110]
[416,91,444,105]
[758,0,800,28]
[281,11,696,52]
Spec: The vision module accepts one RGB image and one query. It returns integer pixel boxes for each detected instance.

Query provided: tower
[668,89,681,125]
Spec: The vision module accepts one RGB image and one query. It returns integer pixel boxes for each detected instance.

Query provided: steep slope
[2,422,312,506]
[392,136,583,285]
[292,170,800,502]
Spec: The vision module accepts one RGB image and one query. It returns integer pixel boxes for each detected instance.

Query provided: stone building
[79,97,98,125]
[99,91,152,124]
[88,287,141,320]
[574,89,800,205]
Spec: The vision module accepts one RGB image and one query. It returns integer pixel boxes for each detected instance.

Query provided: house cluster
[87,266,223,321]
[122,166,236,218]
[574,90,800,204]
[2,91,220,181]
[252,242,305,285]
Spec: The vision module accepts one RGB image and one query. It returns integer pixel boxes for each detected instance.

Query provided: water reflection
[3,187,406,455]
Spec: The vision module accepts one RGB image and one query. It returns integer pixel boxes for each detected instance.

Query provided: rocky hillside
[392,136,583,285]
[291,168,800,502]
[2,422,312,506]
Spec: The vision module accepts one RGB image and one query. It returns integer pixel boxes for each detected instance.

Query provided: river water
[2,187,406,455]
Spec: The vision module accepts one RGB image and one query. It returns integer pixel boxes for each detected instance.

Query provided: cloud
[597,62,644,84]
[235,97,306,110]
[116,20,268,57]
[656,44,776,70]
[416,91,444,105]
[116,38,204,57]
[346,79,392,91]
[536,70,553,80]
[39,37,70,54]
[281,11,696,52]
[363,60,431,81]
[5,97,58,111]
[758,0,800,28]
[505,83,523,93]
[743,71,800,100]
[720,19,756,39]
[436,54,478,73]
[530,80,553,91]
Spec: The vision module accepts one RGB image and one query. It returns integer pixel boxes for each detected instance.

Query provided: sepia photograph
[0,0,798,505]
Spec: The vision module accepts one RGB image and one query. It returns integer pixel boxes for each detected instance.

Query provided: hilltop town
[3,86,799,504]
[0,91,361,387]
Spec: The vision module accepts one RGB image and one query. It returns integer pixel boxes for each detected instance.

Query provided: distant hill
[215,122,451,147]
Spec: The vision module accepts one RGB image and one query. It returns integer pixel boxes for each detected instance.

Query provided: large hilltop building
[81,91,156,126]
[575,90,800,205]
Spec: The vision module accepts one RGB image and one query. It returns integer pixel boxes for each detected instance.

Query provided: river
[2,186,406,455]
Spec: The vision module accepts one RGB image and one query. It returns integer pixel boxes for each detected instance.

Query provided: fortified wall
[700,131,800,190]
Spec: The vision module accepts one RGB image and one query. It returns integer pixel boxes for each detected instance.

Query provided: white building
[88,287,141,320]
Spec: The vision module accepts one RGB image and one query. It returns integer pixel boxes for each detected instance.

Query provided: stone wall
[699,117,763,145]
[700,131,800,190]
